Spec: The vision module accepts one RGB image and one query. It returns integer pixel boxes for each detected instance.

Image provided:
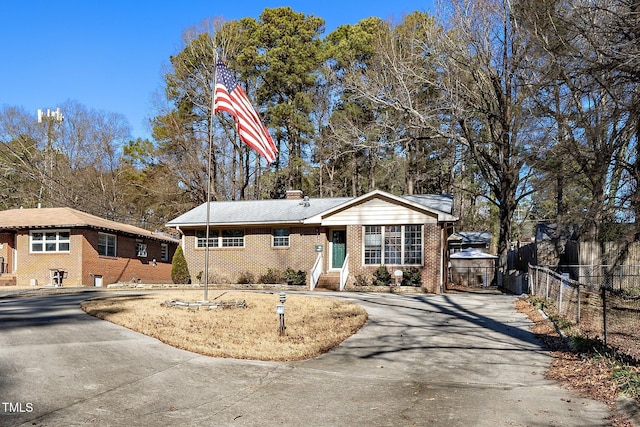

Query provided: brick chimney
[285,190,303,199]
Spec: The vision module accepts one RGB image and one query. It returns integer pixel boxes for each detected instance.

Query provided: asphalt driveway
[0,290,611,426]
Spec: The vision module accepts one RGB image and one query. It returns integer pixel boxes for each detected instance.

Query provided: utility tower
[37,108,64,207]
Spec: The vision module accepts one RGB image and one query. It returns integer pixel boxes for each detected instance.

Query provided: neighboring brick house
[167,189,457,293]
[0,207,179,287]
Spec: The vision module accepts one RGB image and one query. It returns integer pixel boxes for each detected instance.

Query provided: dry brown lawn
[81,290,368,361]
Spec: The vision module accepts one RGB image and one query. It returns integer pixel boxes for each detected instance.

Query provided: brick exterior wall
[80,229,176,286]
[183,226,325,284]
[344,223,443,293]
[15,231,83,286]
[12,228,176,287]
[182,223,446,293]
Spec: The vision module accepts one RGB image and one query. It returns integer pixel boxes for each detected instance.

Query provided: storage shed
[449,248,498,288]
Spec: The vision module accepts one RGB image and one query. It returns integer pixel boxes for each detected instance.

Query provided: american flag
[213,60,277,164]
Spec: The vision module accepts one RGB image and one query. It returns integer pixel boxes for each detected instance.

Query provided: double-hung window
[196,229,244,248]
[273,228,290,247]
[196,230,217,248]
[30,230,70,253]
[221,229,244,247]
[364,226,382,264]
[364,225,423,265]
[136,242,148,258]
[404,225,423,264]
[98,233,116,257]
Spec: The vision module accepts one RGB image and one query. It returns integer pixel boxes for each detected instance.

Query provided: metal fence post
[546,273,550,299]
[558,277,563,314]
[577,285,581,324]
[601,286,607,346]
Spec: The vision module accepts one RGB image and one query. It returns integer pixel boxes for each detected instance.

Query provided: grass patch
[81,291,368,362]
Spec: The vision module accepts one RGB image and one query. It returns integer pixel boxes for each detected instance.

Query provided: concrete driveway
[0,291,610,426]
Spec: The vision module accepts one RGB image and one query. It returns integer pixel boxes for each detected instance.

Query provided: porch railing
[310,252,323,291]
[339,253,349,291]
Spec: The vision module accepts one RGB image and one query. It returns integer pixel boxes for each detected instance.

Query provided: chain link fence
[529,264,640,360]
[540,264,640,292]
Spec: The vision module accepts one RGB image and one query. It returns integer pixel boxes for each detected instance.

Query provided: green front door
[331,230,346,269]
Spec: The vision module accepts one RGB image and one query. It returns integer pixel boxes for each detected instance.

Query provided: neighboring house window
[196,229,244,248]
[136,242,148,258]
[364,225,423,265]
[161,243,169,261]
[98,232,117,257]
[30,230,70,253]
[273,228,290,247]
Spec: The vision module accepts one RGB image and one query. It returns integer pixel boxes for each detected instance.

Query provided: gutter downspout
[175,226,185,245]
[440,226,444,294]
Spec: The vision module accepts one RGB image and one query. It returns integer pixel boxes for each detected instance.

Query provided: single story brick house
[167,189,458,293]
[0,207,179,287]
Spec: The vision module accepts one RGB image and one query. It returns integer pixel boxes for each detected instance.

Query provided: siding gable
[321,198,437,226]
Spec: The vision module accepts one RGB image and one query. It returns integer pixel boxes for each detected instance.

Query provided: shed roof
[450,248,498,259]
[0,207,179,243]
[448,231,492,245]
[167,190,456,227]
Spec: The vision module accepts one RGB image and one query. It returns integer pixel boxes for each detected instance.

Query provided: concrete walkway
[0,291,611,426]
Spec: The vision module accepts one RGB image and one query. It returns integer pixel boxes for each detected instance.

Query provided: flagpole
[204,49,217,302]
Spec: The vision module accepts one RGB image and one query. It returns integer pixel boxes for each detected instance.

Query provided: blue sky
[0,1,434,140]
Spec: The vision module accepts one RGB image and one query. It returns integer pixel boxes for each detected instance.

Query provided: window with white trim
[221,229,244,247]
[364,226,382,265]
[384,225,402,264]
[196,230,217,248]
[273,228,290,247]
[98,232,117,257]
[30,230,70,253]
[196,229,244,248]
[136,242,148,257]
[363,225,423,265]
[404,225,423,264]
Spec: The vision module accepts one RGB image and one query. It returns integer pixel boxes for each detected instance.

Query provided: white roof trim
[304,189,457,223]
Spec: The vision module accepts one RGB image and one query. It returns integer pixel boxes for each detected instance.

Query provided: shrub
[283,268,306,286]
[237,271,255,284]
[401,267,422,287]
[171,246,190,284]
[354,274,369,287]
[258,268,284,284]
[372,265,392,286]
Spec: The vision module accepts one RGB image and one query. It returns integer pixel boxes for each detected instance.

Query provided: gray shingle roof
[167,197,352,226]
[167,191,455,227]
